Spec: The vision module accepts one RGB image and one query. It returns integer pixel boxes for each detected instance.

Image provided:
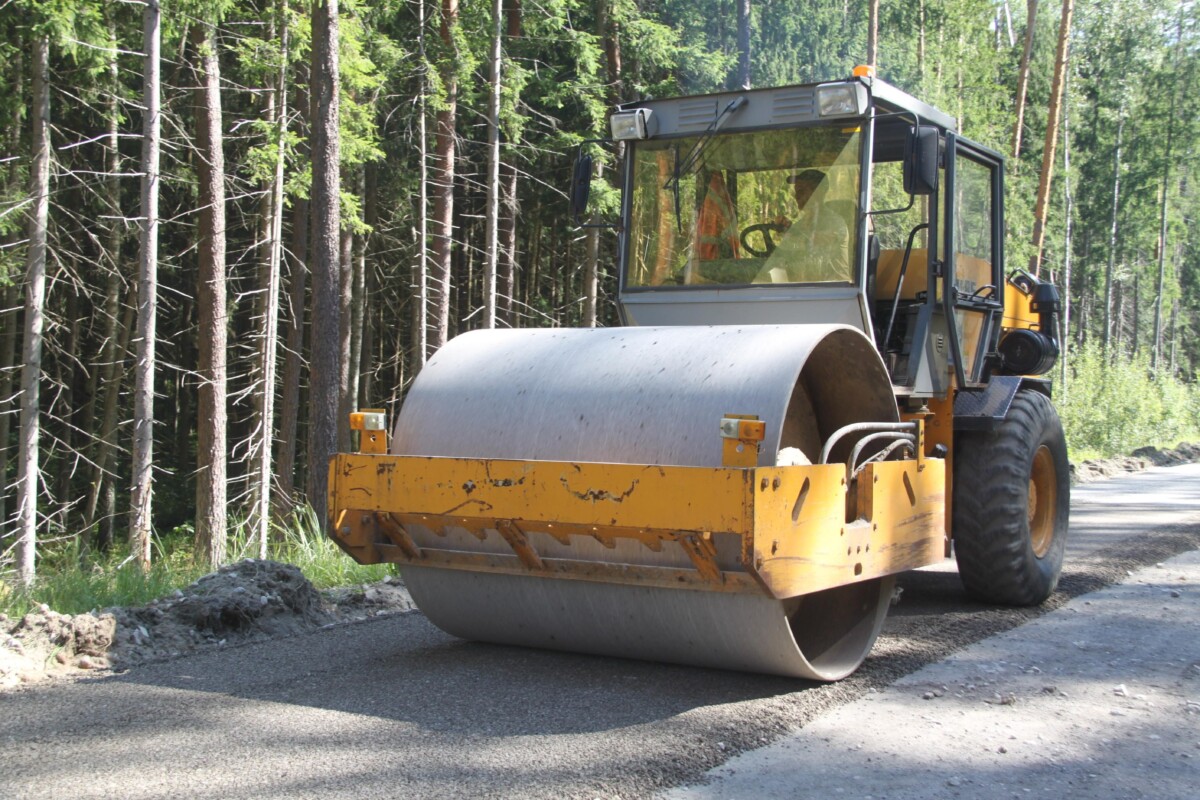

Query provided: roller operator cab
[328,72,1070,681]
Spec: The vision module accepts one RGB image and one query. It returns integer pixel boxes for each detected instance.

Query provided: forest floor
[2,442,1198,692]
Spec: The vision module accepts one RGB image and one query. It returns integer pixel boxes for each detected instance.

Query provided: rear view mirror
[569,153,593,224]
[903,126,939,196]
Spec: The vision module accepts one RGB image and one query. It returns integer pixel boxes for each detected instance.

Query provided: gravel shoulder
[665,549,1200,800]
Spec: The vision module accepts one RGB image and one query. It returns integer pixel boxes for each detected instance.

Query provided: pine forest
[1,0,1199,588]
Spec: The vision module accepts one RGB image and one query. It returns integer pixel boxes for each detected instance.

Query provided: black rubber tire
[952,389,1070,605]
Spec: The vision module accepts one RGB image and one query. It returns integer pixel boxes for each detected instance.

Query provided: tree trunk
[276,65,311,512]
[192,23,229,568]
[583,232,600,326]
[1102,110,1123,354]
[413,0,429,365]
[0,46,23,545]
[483,0,503,329]
[337,225,353,450]
[15,33,50,586]
[499,160,518,326]
[1152,2,1184,370]
[275,195,309,511]
[84,41,129,545]
[253,0,288,552]
[1002,0,1015,46]
[348,170,366,406]
[0,279,17,542]
[131,0,162,566]
[361,163,378,402]
[866,0,878,69]
[736,0,751,89]
[307,0,342,526]
[1027,0,1074,277]
[917,0,926,83]
[1010,0,1039,160]
[430,0,458,355]
[1059,67,1073,397]
[85,291,134,547]
[498,0,521,324]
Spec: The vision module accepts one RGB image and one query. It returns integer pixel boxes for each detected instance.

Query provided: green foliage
[1058,341,1200,459]
[0,507,390,619]
[267,505,392,589]
[0,534,207,620]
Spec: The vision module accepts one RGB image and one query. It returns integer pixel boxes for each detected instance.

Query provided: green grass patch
[266,505,393,590]
[0,505,391,620]
[0,536,208,620]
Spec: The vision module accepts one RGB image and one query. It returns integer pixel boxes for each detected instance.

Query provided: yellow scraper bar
[328,452,946,601]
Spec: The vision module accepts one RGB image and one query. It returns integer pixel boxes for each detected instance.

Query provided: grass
[0,505,392,621]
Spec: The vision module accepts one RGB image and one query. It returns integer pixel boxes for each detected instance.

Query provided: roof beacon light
[816,82,868,118]
[610,108,654,141]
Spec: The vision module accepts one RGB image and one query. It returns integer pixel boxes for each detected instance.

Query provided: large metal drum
[392,324,898,680]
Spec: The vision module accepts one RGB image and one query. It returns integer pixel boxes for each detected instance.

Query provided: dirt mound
[106,560,336,667]
[0,609,117,685]
[1,559,414,690]
[1072,442,1200,485]
[1071,455,1150,483]
[1131,442,1200,467]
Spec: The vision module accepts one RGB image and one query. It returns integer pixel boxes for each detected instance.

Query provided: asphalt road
[2,464,1199,800]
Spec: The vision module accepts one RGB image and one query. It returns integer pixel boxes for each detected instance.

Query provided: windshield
[625,126,862,288]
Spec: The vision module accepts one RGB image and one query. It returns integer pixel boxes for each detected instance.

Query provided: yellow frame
[329,449,946,601]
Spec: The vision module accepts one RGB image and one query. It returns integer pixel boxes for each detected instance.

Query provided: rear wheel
[953,389,1069,605]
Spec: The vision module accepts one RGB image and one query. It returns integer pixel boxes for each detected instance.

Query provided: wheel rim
[1028,445,1057,558]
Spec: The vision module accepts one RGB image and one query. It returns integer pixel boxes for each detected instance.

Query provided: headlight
[816,83,867,118]
[610,109,654,140]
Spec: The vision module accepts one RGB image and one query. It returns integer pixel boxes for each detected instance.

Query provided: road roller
[328,70,1070,680]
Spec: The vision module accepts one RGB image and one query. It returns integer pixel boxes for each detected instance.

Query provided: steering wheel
[740,222,787,257]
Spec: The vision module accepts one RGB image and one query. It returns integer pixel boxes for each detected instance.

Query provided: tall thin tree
[84,21,129,549]
[1152,0,1185,370]
[193,21,228,567]
[307,0,341,526]
[866,0,878,69]
[483,0,503,328]
[413,0,429,364]
[430,0,459,353]
[737,0,751,88]
[0,49,25,546]
[255,0,289,552]
[1011,0,1039,159]
[1028,0,1074,276]
[131,0,162,567]
[15,32,50,586]
[1103,107,1124,353]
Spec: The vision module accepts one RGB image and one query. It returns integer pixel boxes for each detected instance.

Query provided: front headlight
[816,83,868,118]
[610,109,654,140]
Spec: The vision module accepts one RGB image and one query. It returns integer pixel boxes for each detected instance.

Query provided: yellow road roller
[328,71,1069,681]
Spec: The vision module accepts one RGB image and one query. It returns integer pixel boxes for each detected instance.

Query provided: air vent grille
[772,87,816,122]
[677,98,718,131]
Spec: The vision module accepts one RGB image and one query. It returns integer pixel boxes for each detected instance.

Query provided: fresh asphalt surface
[2,464,1199,799]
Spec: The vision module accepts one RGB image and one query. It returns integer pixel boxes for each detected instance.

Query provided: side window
[869,159,931,303]
[953,157,994,296]
[951,152,1000,384]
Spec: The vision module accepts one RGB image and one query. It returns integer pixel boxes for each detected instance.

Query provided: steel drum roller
[393,324,898,680]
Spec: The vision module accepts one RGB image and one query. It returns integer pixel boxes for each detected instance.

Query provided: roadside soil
[2,441,1197,693]
[0,560,415,689]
